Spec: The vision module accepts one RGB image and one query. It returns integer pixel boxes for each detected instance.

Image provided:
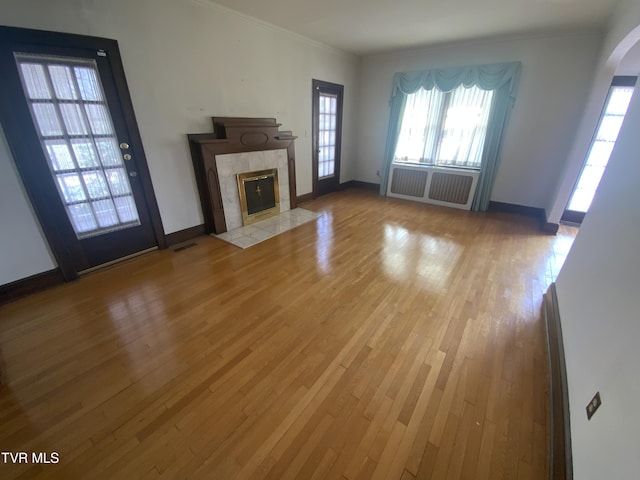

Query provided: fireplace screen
[237,169,280,225]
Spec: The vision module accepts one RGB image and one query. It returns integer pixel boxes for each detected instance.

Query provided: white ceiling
[207,0,619,55]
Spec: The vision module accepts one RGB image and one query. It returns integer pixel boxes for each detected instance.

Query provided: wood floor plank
[0,189,577,479]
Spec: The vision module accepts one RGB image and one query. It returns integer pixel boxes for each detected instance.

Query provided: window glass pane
[85,104,114,135]
[75,67,103,101]
[95,138,123,167]
[105,168,132,196]
[606,87,634,115]
[596,115,624,142]
[59,103,89,135]
[56,173,87,203]
[83,171,110,199]
[48,65,78,100]
[67,203,97,232]
[70,140,100,168]
[45,140,75,171]
[114,196,140,223]
[585,141,614,168]
[92,199,119,227]
[19,63,51,99]
[32,103,63,136]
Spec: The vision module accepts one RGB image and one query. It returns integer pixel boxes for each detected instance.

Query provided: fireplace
[187,117,298,234]
[237,169,280,225]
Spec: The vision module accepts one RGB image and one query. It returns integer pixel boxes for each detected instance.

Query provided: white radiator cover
[386,163,479,210]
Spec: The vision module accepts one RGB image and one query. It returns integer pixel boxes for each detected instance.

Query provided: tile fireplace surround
[216,149,290,231]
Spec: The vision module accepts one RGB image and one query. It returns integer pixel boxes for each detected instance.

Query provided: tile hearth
[212,208,319,249]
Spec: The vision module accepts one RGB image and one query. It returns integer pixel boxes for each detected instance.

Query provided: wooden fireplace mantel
[188,117,298,234]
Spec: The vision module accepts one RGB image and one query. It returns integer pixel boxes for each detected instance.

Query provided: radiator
[386,164,479,210]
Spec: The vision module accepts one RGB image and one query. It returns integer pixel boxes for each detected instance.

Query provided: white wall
[0,0,359,285]
[0,125,56,285]
[555,82,640,480]
[356,32,602,208]
[553,1,640,477]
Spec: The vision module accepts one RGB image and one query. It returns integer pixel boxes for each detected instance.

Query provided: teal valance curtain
[380,61,521,211]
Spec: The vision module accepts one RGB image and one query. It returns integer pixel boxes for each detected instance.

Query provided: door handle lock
[123,154,132,161]
[119,142,130,150]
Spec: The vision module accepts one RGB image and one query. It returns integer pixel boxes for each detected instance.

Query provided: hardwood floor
[0,189,577,479]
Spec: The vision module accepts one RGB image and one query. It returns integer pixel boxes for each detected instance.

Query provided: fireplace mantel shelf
[188,117,298,234]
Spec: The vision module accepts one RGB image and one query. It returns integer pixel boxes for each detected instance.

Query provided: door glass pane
[45,140,75,171]
[48,65,78,100]
[67,203,98,233]
[56,173,87,203]
[318,92,337,179]
[19,63,51,99]
[15,53,141,239]
[85,104,113,135]
[32,103,63,136]
[60,103,89,135]
[70,140,100,168]
[82,171,110,199]
[95,138,123,167]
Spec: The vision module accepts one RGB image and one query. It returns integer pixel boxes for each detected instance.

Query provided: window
[394,84,493,169]
[566,78,635,214]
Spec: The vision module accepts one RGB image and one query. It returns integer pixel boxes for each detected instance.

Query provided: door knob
[129,171,137,177]
[123,154,132,161]
[119,142,130,150]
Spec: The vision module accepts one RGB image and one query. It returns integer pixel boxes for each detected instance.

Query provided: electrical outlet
[586,391,602,420]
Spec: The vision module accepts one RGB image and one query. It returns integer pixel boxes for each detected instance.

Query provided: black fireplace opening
[244,176,276,215]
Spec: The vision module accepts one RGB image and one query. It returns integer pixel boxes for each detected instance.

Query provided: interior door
[312,80,343,197]
[0,27,165,279]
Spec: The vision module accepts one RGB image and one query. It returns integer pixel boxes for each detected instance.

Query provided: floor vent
[173,242,198,252]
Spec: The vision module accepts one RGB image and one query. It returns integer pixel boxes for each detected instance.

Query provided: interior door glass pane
[67,203,98,232]
[105,168,131,195]
[56,173,87,203]
[48,65,78,100]
[83,171,110,199]
[92,199,119,227]
[114,196,140,223]
[95,138,123,167]
[19,63,51,99]
[59,103,89,135]
[75,67,103,101]
[45,140,75,171]
[71,140,100,168]
[32,103,63,136]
